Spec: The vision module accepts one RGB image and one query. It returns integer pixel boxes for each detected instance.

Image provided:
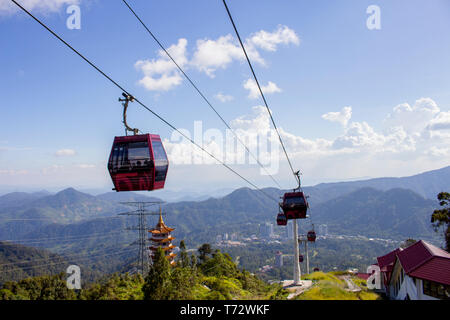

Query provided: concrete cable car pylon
[291,171,303,285]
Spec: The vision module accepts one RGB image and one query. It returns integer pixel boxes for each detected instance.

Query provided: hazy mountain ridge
[312,187,437,239]
[0,191,52,210]
[0,166,446,281]
[1,166,448,243]
[310,166,450,200]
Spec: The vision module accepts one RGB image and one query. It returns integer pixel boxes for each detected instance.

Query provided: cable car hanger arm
[294,170,302,192]
[119,93,139,136]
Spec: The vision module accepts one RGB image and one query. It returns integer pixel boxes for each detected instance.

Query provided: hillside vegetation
[0,244,288,300]
[0,242,68,285]
[297,272,381,300]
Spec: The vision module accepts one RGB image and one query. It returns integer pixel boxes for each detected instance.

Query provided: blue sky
[0,0,449,194]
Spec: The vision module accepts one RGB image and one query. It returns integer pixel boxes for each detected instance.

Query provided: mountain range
[0,166,447,281]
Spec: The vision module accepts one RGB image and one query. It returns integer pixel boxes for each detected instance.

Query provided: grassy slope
[297,272,380,300]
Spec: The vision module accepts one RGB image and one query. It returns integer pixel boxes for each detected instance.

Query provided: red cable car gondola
[108,93,169,192]
[299,255,304,263]
[307,230,316,242]
[276,212,287,226]
[108,134,168,191]
[281,191,308,219]
[280,171,309,220]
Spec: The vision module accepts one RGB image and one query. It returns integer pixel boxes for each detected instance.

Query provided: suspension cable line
[121,0,283,189]
[221,0,299,187]
[11,0,278,204]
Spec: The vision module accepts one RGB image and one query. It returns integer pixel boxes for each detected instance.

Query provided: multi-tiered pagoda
[149,209,176,266]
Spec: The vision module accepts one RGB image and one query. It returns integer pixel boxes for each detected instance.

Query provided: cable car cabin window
[152,140,168,182]
[127,141,151,171]
[110,142,151,173]
[285,196,306,206]
[152,140,167,161]
[155,164,168,182]
[128,141,151,161]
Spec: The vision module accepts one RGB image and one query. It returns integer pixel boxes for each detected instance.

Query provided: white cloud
[426,111,450,131]
[243,78,282,99]
[322,106,352,127]
[191,26,298,78]
[426,146,450,157]
[231,106,272,134]
[191,34,253,78]
[41,164,64,175]
[0,169,29,175]
[55,149,76,157]
[163,97,450,176]
[135,38,188,91]
[247,25,300,51]
[215,92,234,103]
[136,73,183,92]
[136,25,300,88]
[0,0,80,15]
[384,97,440,134]
[75,164,96,169]
[332,121,389,151]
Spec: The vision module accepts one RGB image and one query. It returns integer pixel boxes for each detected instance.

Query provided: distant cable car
[307,224,316,242]
[280,171,309,220]
[276,205,287,226]
[276,212,287,226]
[299,255,304,263]
[108,93,169,192]
[307,230,316,242]
[313,267,320,272]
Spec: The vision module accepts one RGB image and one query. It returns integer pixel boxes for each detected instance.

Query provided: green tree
[190,253,198,269]
[142,248,171,300]
[166,267,198,300]
[0,273,77,300]
[198,243,212,263]
[80,273,144,300]
[431,192,450,252]
[200,250,238,278]
[179,240,190,268]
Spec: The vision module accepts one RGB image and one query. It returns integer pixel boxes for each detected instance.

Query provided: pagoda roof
[148,209,175,233]
[150,236,175,243]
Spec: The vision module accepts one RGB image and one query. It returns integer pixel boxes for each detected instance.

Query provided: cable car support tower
[292,171,302,284]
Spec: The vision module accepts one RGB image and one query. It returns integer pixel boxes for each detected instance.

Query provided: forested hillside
[0,245,287,300]
[0,242,68,285]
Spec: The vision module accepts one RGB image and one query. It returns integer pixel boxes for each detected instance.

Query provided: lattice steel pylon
[118,201,165,275]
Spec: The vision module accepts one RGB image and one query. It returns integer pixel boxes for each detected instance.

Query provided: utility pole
[119,201,164,275]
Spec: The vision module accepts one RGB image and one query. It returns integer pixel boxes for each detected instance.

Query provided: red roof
[377,248,402,272]
[409,257,450,285]
[397,240,450,285]
[356,273,370,280]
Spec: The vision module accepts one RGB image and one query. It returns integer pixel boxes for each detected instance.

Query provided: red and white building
[375,240,450,300]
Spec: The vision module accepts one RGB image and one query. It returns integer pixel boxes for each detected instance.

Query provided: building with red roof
[376,248,403,293]
[376,240,450,300]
